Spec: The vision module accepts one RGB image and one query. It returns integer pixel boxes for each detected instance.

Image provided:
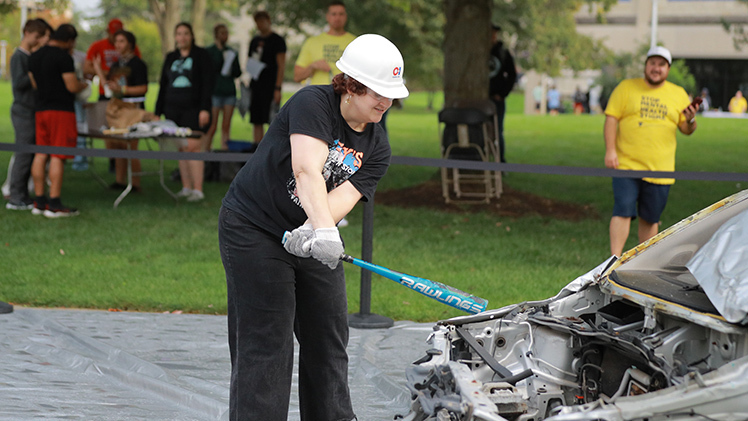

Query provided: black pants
[218,207,355,421]
[491,98,507,163]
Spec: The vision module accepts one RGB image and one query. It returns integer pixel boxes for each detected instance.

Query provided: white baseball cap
[646,46,672,65]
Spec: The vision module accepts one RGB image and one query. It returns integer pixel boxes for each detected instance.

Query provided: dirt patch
[376,179,597,221]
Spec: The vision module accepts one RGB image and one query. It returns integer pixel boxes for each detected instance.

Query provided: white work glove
[310,227,344,270]
[282,224,315,258]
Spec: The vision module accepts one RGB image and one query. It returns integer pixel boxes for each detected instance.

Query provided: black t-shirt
[249,32,287,93]
[108,55,148,95]
[488,41,517,99]
[155,47,214,115]
[28,45,76,112]
[222,85,391,238]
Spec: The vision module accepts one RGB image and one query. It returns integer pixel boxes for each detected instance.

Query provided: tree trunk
[443,0,491,107]
[191,0,207,46]
[150,0,181,56]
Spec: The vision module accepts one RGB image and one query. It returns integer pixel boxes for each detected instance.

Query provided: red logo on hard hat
[392,67,402,77]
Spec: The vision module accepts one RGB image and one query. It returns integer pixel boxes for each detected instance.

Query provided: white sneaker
[337,217,349,228]
[6,200,34,210]
[176,187,193,198]
[187,190,204,202]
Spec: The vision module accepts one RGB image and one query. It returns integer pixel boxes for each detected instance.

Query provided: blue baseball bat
[281,231,487,314]
[340,254,488,314]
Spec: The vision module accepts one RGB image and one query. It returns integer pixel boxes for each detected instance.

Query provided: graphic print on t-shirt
[103,49,120,70]
[488,55,502,78]
[640,95,668,120]
[286,139,363,207]
[170,57,193,88]
[323,44,343,65]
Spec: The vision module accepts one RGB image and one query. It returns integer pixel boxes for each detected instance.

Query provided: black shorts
[164,106,202,131]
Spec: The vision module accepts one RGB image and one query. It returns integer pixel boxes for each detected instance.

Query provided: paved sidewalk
[0,307,432,420]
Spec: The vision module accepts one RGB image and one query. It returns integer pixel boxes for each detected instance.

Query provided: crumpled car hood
[687,208,748,324]
[602,189,748,328]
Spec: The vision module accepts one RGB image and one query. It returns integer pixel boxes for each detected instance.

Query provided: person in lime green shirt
[293,1,356,86]
[728,90,747,114]
[604,46,699,257]
[293,1,356,229]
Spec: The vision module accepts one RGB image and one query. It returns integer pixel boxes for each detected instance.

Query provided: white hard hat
[336,34,409,99]
[646,46,672,65]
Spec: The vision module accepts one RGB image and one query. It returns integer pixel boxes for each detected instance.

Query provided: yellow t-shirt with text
[296,32,356,85]
[729,96,747,114]
[605,78,690,185]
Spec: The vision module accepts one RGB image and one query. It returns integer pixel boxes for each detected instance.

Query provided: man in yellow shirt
[293,1,356,86]
[728,90,747,114]
[293,1,356,229]
[604,46,699,257]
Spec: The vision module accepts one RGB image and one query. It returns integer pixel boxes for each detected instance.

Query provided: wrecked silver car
[402,190,748,421]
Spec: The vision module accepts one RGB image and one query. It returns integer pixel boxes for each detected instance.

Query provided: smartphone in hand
[688,97,703,111]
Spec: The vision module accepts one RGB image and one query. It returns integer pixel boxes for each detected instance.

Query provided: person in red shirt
[84,18,141,99]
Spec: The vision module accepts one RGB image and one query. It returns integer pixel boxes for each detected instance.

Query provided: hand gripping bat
[340,254,488,314]
[281,231,487,314]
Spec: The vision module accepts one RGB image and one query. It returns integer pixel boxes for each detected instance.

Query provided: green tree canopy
[128,17,164,81]
[493,0,616,76]
[0,0,17,16]
[72,0,617,91]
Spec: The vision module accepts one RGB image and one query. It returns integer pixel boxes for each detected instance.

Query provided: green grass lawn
[1,80,745,322]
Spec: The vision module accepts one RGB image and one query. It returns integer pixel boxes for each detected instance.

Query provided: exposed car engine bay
[401,191,748,421]
[404,285,748,421]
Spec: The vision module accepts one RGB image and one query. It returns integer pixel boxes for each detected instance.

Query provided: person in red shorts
[28,23,88,217]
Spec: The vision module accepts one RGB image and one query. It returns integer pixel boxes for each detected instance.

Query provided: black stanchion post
[0,301,14,314]
[348,195,394,329]
[358,197,374,316]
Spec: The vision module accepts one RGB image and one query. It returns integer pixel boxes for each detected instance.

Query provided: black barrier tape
[0,142,249,163]
[391,156,748,182]
[2,142,748,182]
